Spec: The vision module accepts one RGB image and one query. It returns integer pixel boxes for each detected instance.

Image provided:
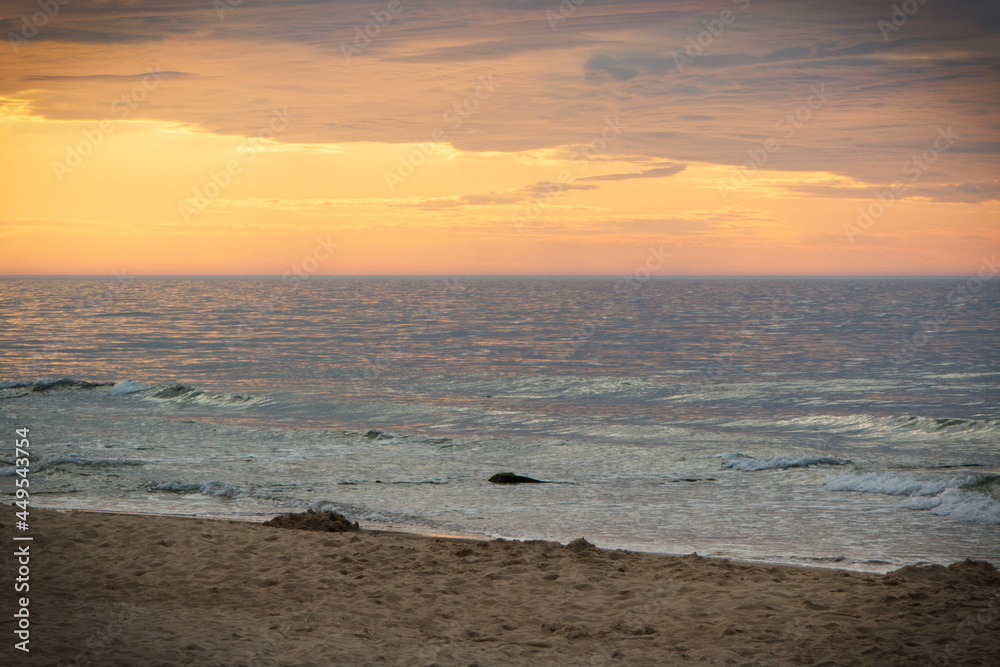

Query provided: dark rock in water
[263,509,359,533]
[363,429,383,439]
[488,472,545,484]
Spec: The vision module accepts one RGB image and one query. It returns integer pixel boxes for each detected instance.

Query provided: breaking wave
[825,471,1000,524]
[0,378,113,398]
[0,455,144,477]
[901,489,1000,524]
[149,480,244,499]
[719,452,851,472]
[889,415,998,434]
[110,380,150,395]
[787,414,997,435]
[0,378,263,408]
[824,471,990,496]
[140,384,263,407]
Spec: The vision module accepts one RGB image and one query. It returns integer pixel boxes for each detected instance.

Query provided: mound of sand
[262,509,359,532]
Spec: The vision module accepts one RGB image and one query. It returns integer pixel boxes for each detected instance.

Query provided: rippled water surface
[1,277,997,570]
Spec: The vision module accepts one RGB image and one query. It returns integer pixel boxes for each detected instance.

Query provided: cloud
[779,180,1000,204]
[411,192,525,209]
[580,164,686,181]
[585,51,674,82]
[409,180,600,209]
[0,26,169,44]
[2,0,997,188]
[912,182,1000,204]
[584,39,913,82]
[522,181,598,196]
[23,72,193,81]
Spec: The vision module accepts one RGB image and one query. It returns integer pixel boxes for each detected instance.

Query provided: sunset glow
[1,0,997,275]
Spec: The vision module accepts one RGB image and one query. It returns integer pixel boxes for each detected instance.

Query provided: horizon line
[0,274,985,279]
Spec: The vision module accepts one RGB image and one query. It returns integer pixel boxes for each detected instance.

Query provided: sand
[4,508,999,666]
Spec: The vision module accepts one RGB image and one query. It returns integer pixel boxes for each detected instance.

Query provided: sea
[1,276,997,572]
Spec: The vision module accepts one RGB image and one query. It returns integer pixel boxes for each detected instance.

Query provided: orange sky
[0,0,997,275]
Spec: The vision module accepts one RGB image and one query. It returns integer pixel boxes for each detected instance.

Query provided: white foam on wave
[0,455,144,476]
[719,452,851,472]
[825,471,1000,524]
[111,380,150,395]
[824,471,967,496]
[151,480,242,498]
[926,372,1000,380]
[141,384,263,408]
[780,414,884,432]
[731,413,997,435]
[902,489,1000,525]
[891,415,997,434]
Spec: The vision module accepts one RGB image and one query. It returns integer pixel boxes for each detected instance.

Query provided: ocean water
[1,276,997,572]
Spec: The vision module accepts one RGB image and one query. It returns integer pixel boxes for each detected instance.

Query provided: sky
[0,0,998,275]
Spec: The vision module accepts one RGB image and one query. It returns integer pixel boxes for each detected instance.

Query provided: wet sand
[4,507,999,666]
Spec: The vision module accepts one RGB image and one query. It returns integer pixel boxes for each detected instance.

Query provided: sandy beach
[3,507,998,666]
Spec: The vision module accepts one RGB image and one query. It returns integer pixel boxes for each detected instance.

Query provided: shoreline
[28,503,963,574]
[5,506,999,665]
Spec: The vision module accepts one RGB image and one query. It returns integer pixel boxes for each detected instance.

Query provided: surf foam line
[825,471,1000,525]
[149,480,247,499]
[1,378,264,409]
[110,380,264,407]
[729,414,998,435]
[0,456,145,477]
